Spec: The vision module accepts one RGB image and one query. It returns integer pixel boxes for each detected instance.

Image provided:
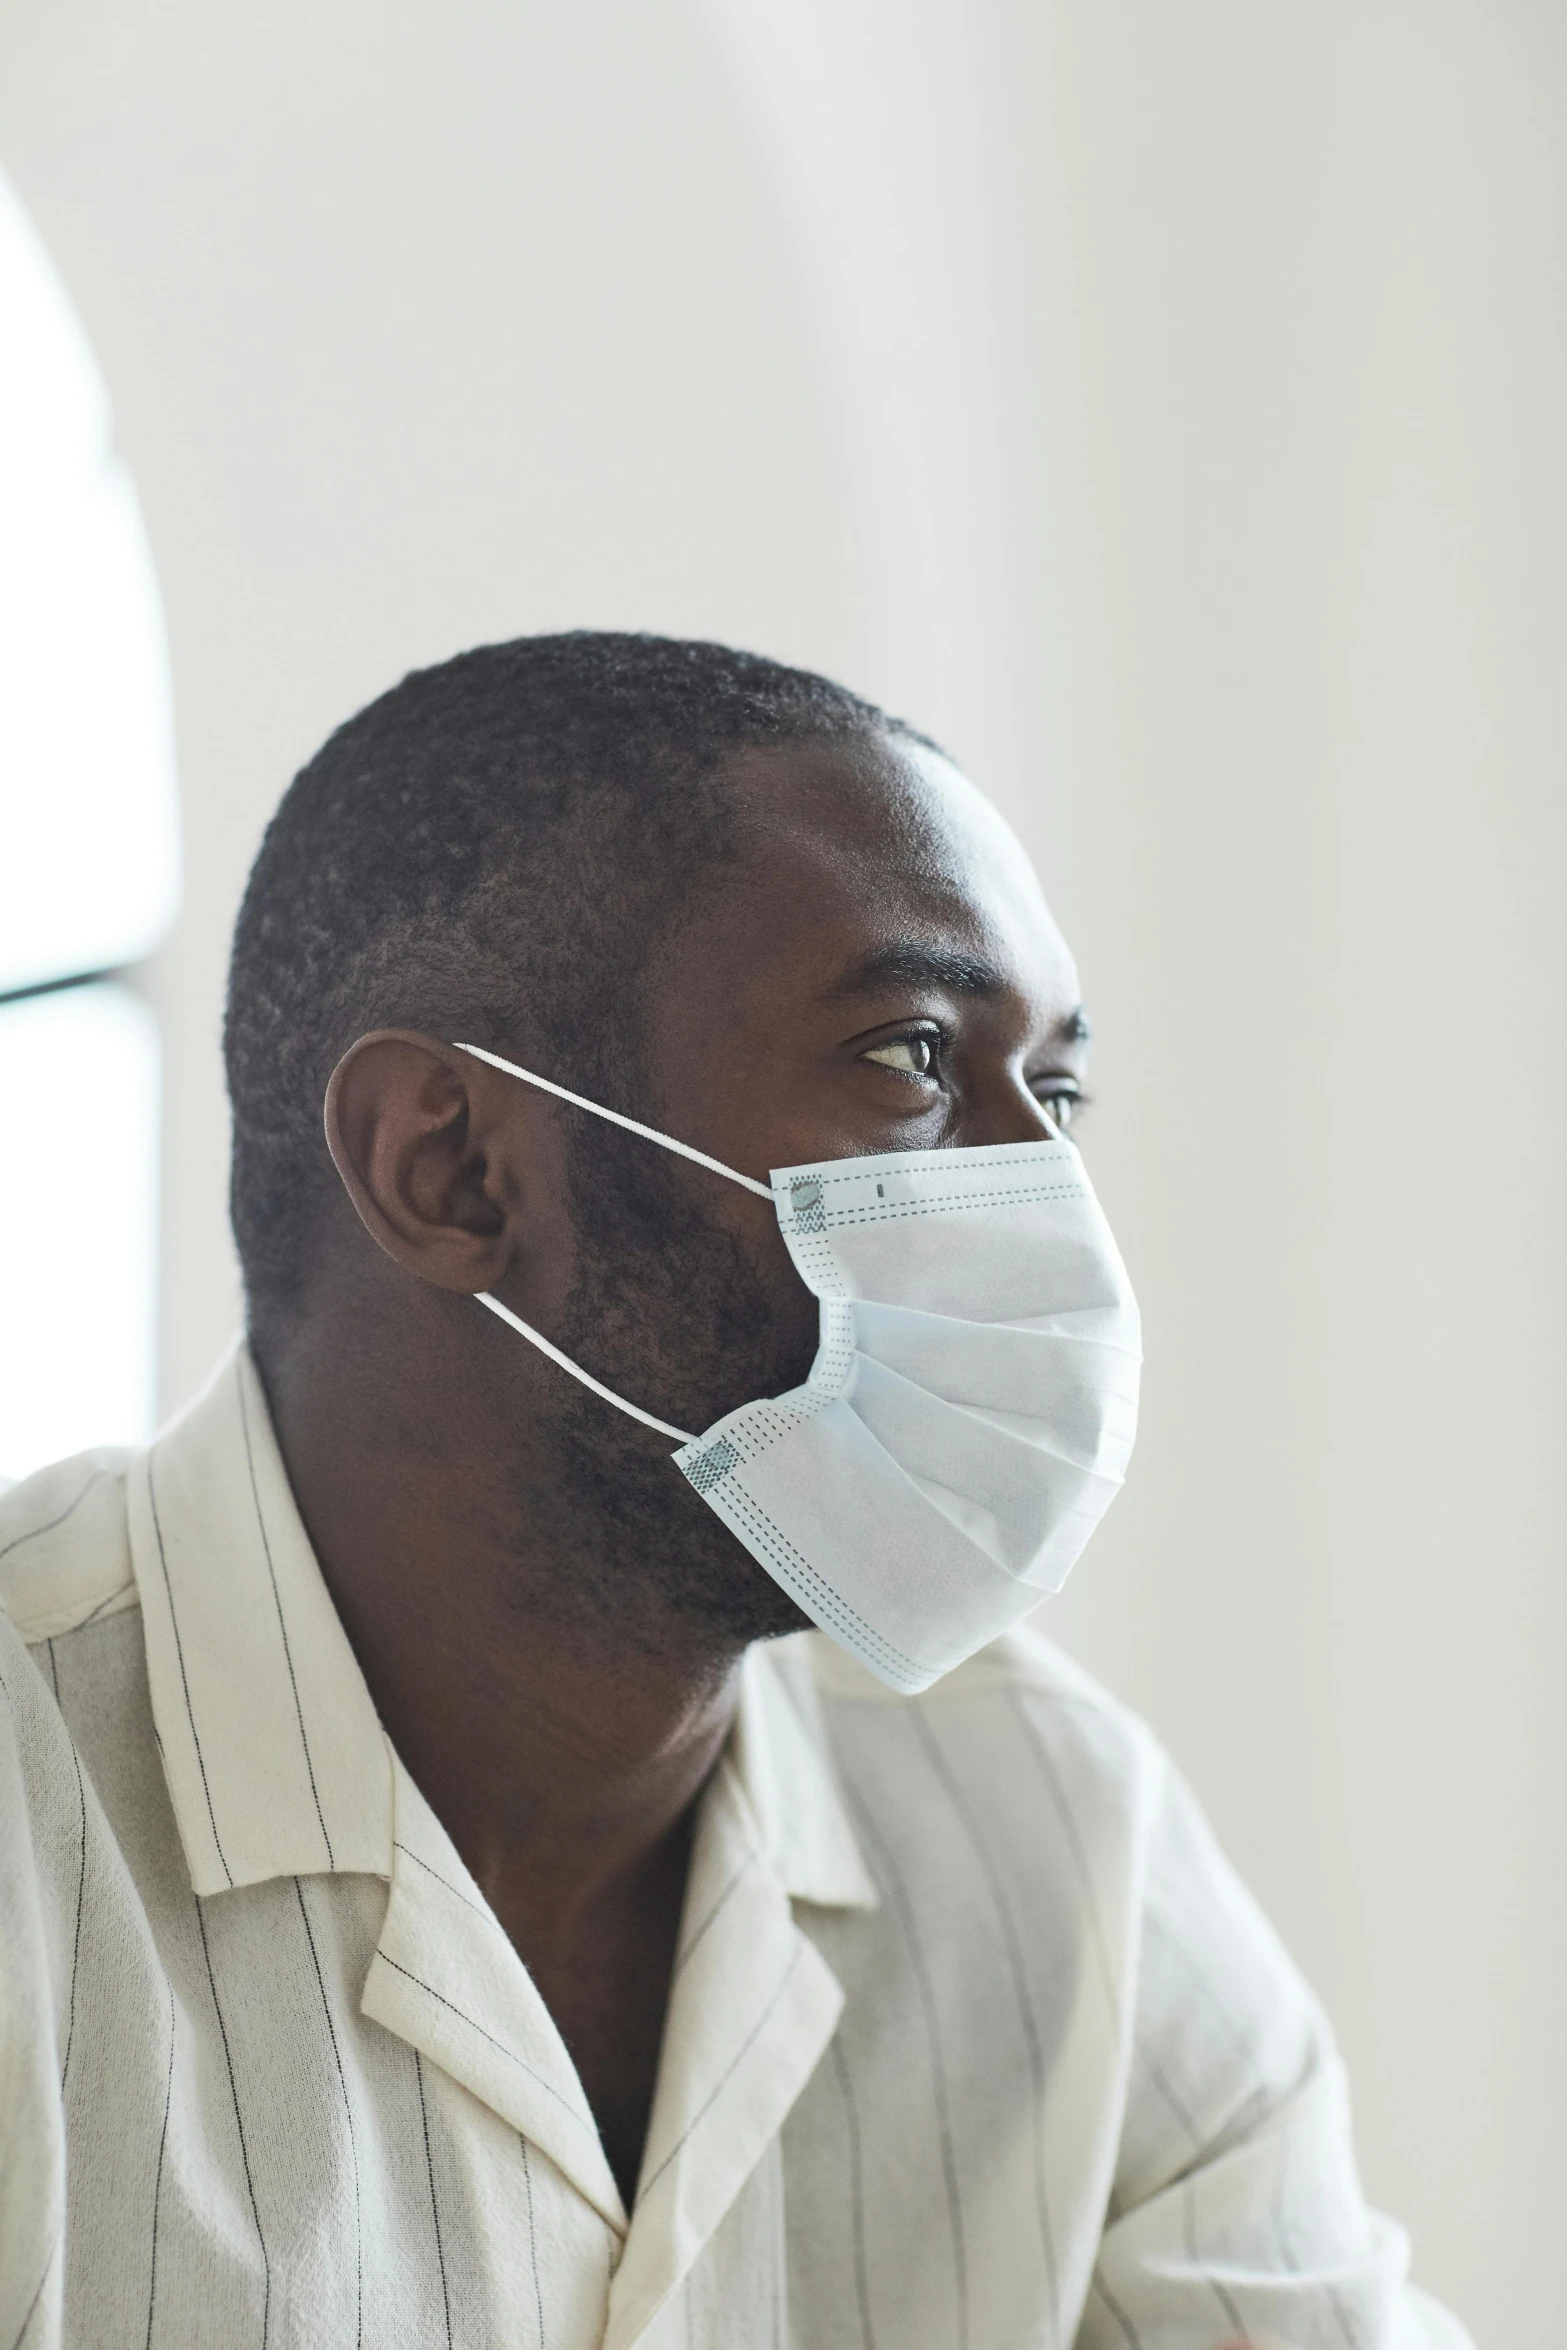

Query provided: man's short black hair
[224,630,928,1332]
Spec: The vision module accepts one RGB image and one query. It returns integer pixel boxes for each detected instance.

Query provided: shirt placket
[601,1757,845,2350]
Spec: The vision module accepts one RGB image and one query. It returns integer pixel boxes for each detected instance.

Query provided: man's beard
[501,1116,817,1653]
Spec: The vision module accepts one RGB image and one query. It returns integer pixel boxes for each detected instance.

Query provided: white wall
[4,3,1562,2336]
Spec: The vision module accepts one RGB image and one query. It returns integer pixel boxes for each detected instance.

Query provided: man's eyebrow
[823,941,1010,1002]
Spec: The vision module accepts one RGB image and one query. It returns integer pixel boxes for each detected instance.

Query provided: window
[0,174,180,1480]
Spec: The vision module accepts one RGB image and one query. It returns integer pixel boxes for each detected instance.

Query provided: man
[1,635,1467,2348]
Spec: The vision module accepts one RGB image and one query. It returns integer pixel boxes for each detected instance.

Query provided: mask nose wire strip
[452,1041,776,1199]
[474,1291,697,1445]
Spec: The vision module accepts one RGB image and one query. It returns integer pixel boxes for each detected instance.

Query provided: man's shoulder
[788,1615,1147,1722]
[771,1621,1164,1813]
[0,1447,141,1645]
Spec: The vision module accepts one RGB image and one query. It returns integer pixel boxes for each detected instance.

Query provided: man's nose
[956,1070,1061,1149]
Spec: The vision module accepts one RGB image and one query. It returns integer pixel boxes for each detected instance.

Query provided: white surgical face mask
[453,1041,1141,1694]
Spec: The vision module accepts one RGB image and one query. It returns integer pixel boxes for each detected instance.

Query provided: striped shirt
[1,1345,1468,2350]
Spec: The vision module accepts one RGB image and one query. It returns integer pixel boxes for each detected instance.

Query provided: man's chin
[610,1488,815,1652]
[506,1413,811,1655]
[665,1550,814,1648]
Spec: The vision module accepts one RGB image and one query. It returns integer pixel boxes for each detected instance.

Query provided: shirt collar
[728,1638,878,1911]
[129,1342,391,1894]
[127,1339,875,1914]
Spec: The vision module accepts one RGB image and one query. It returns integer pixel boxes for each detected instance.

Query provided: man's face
[541,735,1089,1604]
[317,728,1089,1647]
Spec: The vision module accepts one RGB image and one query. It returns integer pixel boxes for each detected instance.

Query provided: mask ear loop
[453,1039,765,1446]
[452,1041,775,1198]
[473,1291,697,1445]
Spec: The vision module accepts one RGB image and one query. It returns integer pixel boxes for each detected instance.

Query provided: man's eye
[1037,1090,1080,1130]
[862,1036,936,1077]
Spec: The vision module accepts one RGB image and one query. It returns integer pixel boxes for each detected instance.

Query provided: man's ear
[323,1030,523,1293]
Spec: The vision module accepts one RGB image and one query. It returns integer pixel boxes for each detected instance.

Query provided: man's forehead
[724,731,999,859]
[719,737,1075,1008]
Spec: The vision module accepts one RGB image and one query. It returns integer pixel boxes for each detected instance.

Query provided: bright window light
[1,172,178,1482]
[0,174,180,995]
[0,985,160,1480]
